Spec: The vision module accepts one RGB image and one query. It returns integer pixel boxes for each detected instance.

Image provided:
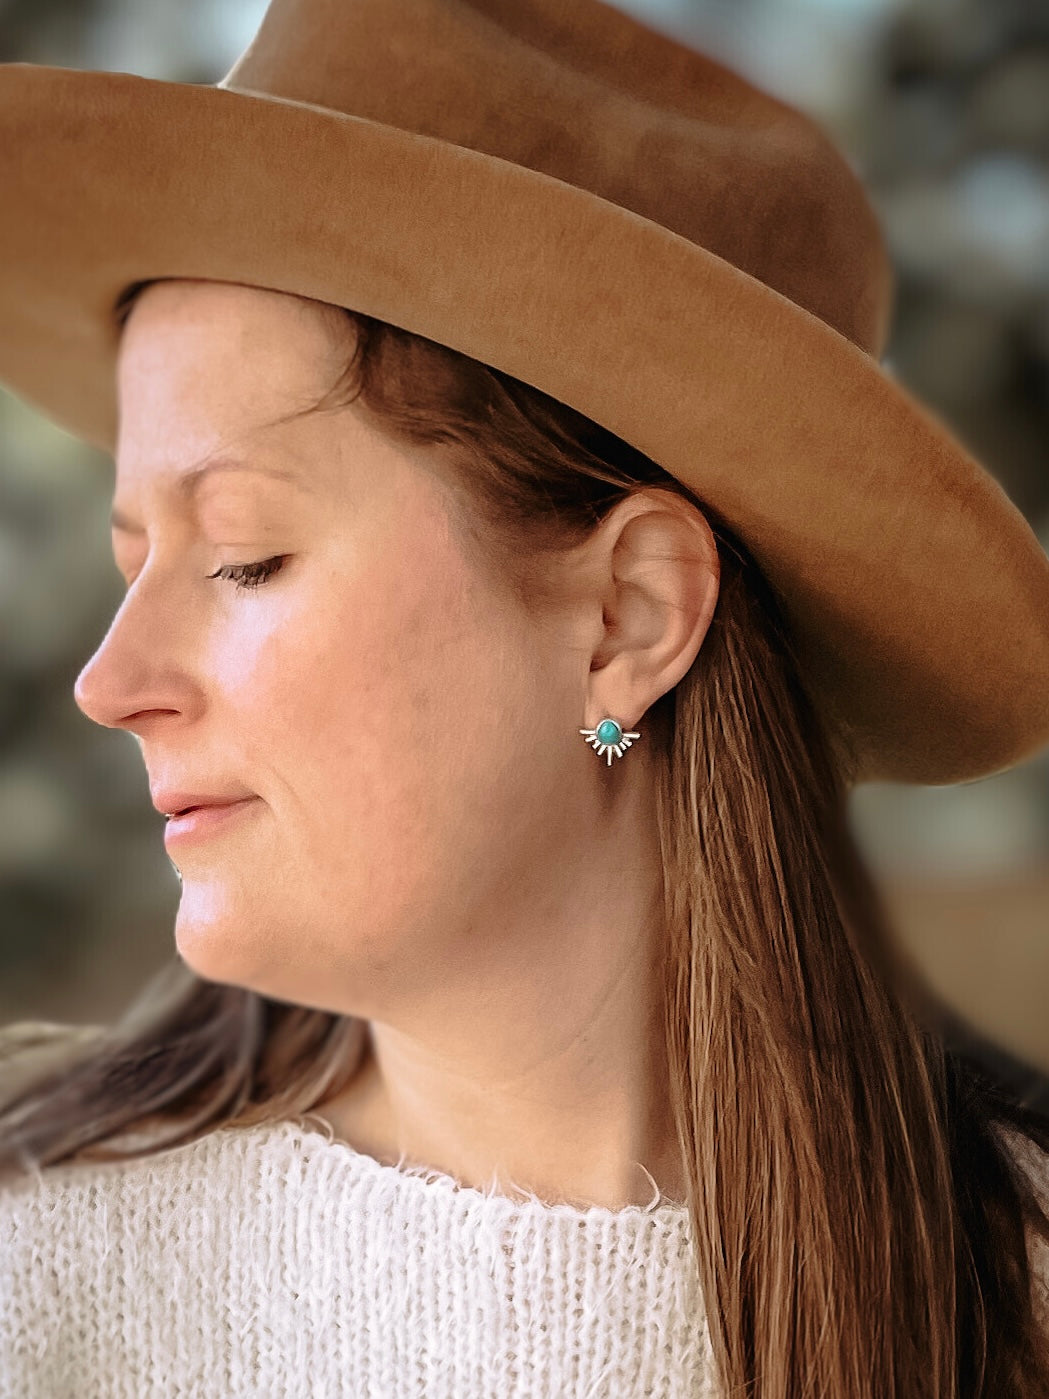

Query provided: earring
[579,717,641,766]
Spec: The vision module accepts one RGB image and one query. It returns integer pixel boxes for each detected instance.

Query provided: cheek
[226,549,516,847]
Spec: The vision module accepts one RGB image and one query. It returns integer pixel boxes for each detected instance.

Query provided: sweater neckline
[270,1111,692,1224]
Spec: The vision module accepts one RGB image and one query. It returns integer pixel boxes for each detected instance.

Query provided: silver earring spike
[579,716,641,766]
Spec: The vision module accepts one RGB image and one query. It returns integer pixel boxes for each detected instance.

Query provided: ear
[579,487,721,734]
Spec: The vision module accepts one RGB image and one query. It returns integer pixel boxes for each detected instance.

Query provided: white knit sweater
[0,1112,713,1398]
[1,1112,1047,1398]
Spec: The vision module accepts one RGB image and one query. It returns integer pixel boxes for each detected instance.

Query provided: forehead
[113,280,355,502]
[118,278,348,386]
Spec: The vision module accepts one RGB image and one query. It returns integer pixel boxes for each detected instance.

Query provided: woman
[1,1,1048,1395]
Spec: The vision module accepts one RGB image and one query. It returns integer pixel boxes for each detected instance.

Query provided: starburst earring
[579,716,641,765]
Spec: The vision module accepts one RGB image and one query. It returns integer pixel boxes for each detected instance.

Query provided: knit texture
[2,1113,1047,1398]
[0,1113,713,1398]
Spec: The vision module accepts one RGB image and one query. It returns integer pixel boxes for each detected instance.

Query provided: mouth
[163,797,258,845]
[167,801,239,819]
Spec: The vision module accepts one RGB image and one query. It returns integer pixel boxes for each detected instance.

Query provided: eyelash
[206,556,288,591]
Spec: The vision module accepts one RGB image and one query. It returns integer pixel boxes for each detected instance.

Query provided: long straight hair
[2,282,1049,1397]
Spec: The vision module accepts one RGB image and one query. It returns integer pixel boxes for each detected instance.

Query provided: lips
[162,796,259,847]
[168,800,253,817]
[151,789,256,818]
[169,800,246,818]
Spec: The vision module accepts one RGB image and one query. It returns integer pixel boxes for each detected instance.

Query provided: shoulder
[995,1122,1049,1212]
[0,1111,263,1397]
[0,1019,109,1189]
[994,1123,1049,1330]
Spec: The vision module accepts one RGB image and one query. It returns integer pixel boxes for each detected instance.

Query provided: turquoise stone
[596,719,622,744]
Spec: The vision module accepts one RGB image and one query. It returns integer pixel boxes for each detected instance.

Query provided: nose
[73,578,198,733]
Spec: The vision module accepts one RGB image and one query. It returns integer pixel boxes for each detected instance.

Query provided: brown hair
[2,279,1049,1396]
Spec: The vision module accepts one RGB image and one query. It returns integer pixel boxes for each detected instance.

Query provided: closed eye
[207,556,288,590]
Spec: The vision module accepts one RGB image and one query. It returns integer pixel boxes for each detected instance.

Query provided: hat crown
[220,0,894,356]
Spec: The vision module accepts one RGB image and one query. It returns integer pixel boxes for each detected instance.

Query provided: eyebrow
[110,457,310,534]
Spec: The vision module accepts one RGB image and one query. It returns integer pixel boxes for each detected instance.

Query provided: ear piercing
[579,717,641,765]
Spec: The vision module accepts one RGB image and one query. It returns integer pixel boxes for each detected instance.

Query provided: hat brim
[2,64,1048,786]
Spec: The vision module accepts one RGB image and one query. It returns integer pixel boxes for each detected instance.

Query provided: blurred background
[0,0,1047,1102]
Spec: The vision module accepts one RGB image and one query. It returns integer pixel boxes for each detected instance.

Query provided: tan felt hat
[1,0,1047,787]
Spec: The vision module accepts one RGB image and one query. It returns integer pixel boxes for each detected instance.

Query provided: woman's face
[75,279,601,1015]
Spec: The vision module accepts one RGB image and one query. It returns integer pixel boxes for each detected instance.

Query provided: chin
[172,895,265,989]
